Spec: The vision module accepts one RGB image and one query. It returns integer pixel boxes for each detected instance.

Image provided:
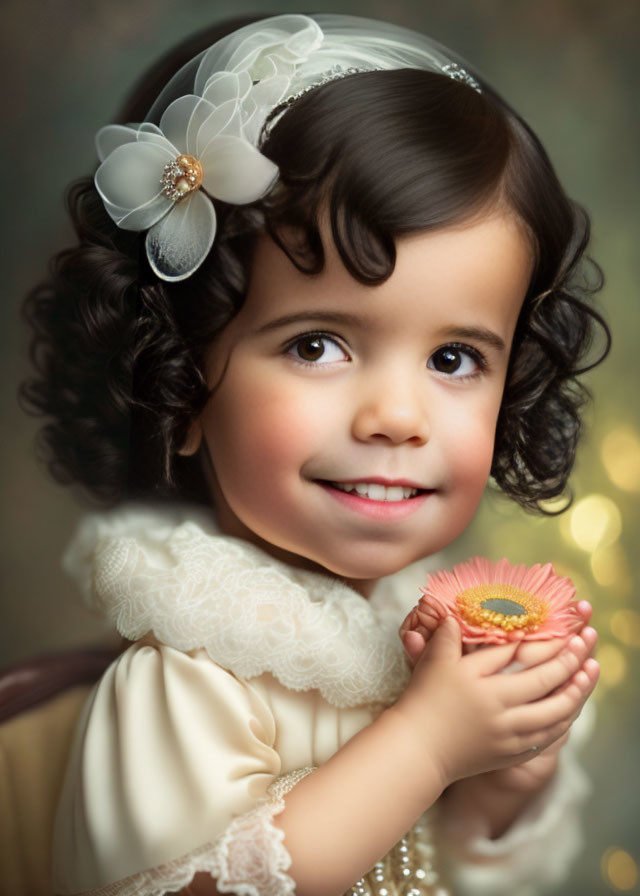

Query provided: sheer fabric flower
[93,18,324,281]
[94,92,278,281]
[413,557,582,645]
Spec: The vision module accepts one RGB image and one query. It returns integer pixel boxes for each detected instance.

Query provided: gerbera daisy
[416,557,582,644]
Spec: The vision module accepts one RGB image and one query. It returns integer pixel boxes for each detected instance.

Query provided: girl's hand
[398,599,598,789]
[390,614,598,791]
[399,596,443,666]
[482,599,597,792]
[437,613,598,841]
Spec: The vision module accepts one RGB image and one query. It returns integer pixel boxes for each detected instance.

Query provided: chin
[312,546,422,583]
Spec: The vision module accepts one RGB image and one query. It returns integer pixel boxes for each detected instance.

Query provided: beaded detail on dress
[346,815,451,896]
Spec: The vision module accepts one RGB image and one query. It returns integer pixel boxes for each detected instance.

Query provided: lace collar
[62,503,436,709]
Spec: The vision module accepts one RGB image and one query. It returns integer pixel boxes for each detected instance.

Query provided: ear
[177,419,203,457]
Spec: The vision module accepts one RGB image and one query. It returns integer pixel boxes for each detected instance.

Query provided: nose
[351,366,430,446]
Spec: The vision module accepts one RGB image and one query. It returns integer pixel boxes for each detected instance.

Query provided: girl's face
[186,211,532,594]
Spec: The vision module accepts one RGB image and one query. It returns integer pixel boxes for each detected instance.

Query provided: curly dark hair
[20,15,609,513]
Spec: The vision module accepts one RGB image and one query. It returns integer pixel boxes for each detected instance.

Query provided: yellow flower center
[456,584,548,632]
[161,154,204,201]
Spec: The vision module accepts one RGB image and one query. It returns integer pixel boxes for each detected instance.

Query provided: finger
[463,640,520,676]
[562,626,597,657]
[576,600,593,626]
[514,625,597,672]
[512,637,566,669]
[548,640,598,699]
[401,601,443,640]
[508,715,579,757]
[543,659,600,725]
[399,607,418,635]
[416,616,461,664]
[506,663,598,733]
[498,636,591,705]
[538,730,569,756]
[401,630,426,667]
[416,597,446,627]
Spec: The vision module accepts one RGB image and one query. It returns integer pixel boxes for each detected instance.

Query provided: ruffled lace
[74,768,315,896]
[62,504,411,709]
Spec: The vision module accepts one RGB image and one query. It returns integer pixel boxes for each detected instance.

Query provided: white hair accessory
[94,14,483,282]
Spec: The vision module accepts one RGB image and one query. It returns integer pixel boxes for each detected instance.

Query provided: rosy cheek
[211,389,306,488]
[446,412,496,490]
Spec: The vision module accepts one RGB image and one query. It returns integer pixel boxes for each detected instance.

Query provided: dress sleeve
[52,643,314,896]
[437,704,594,896]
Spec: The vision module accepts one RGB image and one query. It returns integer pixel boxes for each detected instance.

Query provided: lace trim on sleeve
[74,768,316,896]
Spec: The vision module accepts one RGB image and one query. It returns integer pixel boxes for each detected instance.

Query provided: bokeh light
[566,494,623,553]
[538,495,572,515]
[590,543,632,593]
[601,427,640,493]
[610,610,640,649]
[595,643,627,689]
[601,847,638,891]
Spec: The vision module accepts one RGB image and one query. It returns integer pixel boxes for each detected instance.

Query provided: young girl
[21,13,608,896]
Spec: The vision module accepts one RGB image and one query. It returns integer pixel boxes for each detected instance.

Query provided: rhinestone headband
[260,60,482,147]
[259,64,382,145]
[93,14,484,282]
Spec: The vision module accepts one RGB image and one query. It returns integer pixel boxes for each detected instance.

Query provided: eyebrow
[436,326,507,353]
[256,310,368,333]
[257,311,506,352]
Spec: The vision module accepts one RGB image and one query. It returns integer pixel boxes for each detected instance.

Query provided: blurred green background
[2,0,638,893]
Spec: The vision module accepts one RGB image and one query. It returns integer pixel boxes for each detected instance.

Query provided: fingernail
[569,635,583,649]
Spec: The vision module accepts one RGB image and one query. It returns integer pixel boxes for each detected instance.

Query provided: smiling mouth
[322,481,429,502]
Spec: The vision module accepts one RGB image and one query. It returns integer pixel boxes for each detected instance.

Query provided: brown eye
[297,336,326,361]
[287,334,348,364]
[432,348,461,373]
[428,345,480,377]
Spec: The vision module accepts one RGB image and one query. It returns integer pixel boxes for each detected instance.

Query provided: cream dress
[52,504,592,896]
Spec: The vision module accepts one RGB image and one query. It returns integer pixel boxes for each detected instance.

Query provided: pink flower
[416,557,582,644]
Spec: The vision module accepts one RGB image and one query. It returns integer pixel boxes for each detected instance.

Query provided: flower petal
[201,135,279,203]
[95,142,175,227]
[99,192,172,232]
[227,16,321,74]
[202,70,251,107]
[248,74,291,109]
[195,100,242,158]
[116,195,173,231]
[242,75,291,144]
[194,15,320,93]
[138,123,164,136]
[137,126,177,153]
[145,190,216,281]
[96,125,137,162]
[419,556,581,645]
[227,30,280,73]
[247,54,281,81]
[159,95,210,155]
[283,17,323,56]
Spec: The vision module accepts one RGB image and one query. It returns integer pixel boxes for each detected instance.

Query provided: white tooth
[334,482,418,500]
